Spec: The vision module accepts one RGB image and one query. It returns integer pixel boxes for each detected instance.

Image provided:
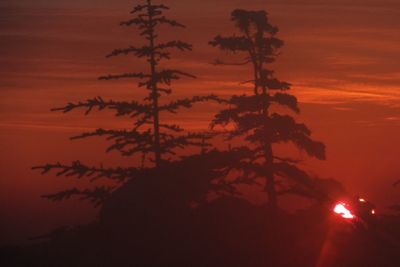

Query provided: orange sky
[1,0,400,244]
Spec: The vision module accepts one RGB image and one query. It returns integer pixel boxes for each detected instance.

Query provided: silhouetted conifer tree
[33,0,218,206]
[210,9,326,210]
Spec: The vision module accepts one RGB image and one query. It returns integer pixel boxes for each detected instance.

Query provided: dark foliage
[33,0,220,205]
[209,9,326,209]
[16,4,400,267]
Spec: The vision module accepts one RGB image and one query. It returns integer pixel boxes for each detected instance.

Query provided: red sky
[1,0,400,244]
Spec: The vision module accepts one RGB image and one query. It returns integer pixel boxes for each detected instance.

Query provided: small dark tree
[33,0,218,206]
[210,9,326,210]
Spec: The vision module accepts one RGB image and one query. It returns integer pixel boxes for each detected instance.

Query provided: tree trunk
[260,62,277,210]
[147,0,162,168]
[265,142,278,211]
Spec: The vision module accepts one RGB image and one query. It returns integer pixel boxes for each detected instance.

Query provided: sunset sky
[1,0,400,244]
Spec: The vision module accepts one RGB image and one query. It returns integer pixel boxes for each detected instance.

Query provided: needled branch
[160,95,224,113]
[51,97,152,117]
[32,161,143,182]
[42,186,114,207]
[209,8,327,208]
[35,1,218,208]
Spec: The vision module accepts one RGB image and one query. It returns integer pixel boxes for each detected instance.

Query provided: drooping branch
[212,100,325,160]
[267,114,326,160]
[156,40,192,51]
[106,41,192,59]
[270,93,299,113]
[153,16,185,28]
[160,95,224,113]
[211,94,291,128]
[212,110,265,134]
[273,156,302,164]
[71,128,151,142]
[32,161,143,182]
[106,46,150,58]
[154,69,196,85]
[70,128,154,156]
[159,124,184,132]
[130,4,148,14]
[273,162,313,187]
[51,97,152,117]
[70,128,215,158]
[120,18,149,27]
[107,135,154,157]
[98,72,148,80]
[209,35,251,52]
[159,132,215,155]
[42,186,114,207]
[258,77,291,90]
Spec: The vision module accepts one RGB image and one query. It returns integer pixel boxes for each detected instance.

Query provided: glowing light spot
[371,209,376,215]
[359,198,366,202]
[333,203,354,219]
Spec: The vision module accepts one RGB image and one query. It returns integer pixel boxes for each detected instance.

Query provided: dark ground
[1,198,400,267]
[1,167,400,267]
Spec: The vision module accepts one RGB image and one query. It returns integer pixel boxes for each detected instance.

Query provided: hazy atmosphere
[1,1,400,266]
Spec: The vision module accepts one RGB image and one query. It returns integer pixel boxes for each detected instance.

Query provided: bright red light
[333,203,354,219]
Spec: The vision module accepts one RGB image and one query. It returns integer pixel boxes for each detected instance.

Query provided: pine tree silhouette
[32,0,219,206]
[210,9,326,210]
